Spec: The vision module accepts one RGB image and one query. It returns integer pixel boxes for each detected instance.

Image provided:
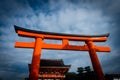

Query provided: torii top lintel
[14,25,109,42]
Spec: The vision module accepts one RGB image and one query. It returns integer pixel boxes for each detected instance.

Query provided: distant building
[28,59,71,80]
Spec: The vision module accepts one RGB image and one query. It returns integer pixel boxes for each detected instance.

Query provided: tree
[77,67,84,74]
[84,66,91,73]
[65,66,97,80]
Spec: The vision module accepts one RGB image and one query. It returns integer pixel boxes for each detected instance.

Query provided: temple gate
[14,25,110,80]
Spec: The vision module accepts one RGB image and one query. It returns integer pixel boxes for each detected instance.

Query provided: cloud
[0,0,120,79]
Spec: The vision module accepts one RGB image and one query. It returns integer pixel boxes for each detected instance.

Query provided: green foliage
[77,67,84,74]
[84,66,91,73]
[65,66,98,80]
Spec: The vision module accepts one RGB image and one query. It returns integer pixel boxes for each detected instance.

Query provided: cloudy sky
[0,0,120,80]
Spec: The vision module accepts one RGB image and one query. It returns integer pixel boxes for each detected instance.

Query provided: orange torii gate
[14,25,110,80]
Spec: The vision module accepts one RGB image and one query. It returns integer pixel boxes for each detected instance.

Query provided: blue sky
[0,0,120,80]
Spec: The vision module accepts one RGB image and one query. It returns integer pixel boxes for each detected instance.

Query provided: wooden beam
[42,43,110,52]
[17,30,108,42]
[15,42,35,48]
[43,42,89,51]
[15,42,110,52]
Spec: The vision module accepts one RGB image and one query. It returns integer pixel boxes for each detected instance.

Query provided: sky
[0,0,120,80]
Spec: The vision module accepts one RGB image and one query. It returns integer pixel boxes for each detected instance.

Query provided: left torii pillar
[14,26,43,80]
[29,37,42,80]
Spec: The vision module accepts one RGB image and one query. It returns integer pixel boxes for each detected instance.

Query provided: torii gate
[14,25,110,80]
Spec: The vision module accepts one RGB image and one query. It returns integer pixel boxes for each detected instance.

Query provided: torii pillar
[14,25,110,80]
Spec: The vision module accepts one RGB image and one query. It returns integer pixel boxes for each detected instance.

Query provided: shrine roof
[28,59,70,69]
[14,25,109,37]
[40,59,70,67]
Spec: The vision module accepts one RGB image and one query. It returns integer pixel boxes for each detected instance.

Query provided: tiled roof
[40,59,67,67]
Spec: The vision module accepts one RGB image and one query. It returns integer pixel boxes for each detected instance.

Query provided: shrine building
[28,59,71,80]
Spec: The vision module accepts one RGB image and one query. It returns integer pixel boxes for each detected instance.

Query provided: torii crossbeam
[14,25,110,80]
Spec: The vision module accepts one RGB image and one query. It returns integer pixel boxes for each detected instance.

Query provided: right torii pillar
[14,25,111,80]
[86,41,106,80]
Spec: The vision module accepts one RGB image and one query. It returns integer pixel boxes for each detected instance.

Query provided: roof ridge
[41,58,63,61]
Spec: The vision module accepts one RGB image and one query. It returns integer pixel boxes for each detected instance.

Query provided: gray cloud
[0,0,120,80]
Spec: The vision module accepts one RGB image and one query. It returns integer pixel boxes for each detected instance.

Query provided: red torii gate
[14,25,110,80]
